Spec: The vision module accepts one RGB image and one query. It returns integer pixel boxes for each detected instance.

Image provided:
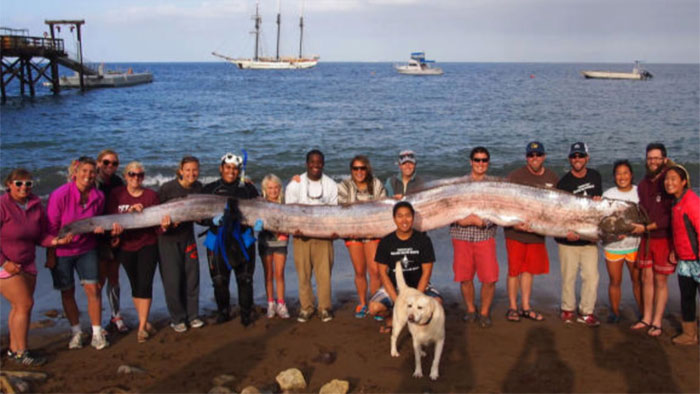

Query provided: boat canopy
[410,52,436,64]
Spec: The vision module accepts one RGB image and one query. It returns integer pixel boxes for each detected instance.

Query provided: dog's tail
[395,259,408,291]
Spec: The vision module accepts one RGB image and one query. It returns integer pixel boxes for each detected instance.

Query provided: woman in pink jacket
[47,156,121,351]
[1,169,72,365]
[665,165,699,346]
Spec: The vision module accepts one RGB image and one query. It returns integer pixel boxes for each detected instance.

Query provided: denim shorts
[51,249,99,291]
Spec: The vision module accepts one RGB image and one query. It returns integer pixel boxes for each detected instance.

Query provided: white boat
[43,65,153,89]
[581,61,652,80]
[395,52,443,76]
[212,0,318,70]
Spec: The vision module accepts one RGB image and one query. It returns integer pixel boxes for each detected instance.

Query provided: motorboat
[395,52,443,76]
[581,61,652,80]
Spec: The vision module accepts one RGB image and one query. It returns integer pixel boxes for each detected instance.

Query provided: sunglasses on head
[13,180,33,187]
[527,152,544,158]
[102,159,119,167]
[127,172,145,179]
[472,158,489,163]
[351,166,367,171]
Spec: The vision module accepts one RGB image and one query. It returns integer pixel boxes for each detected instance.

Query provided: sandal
[520,309,544,321]
[355,305,368,319]
[373,314,385,322]
[137,330,149,343]
[630,320,651,330]
[506,309,521,322]
[379,324,392,334]
[647,325,663,337]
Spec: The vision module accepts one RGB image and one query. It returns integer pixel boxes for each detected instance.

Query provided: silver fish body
[58,180,643,242]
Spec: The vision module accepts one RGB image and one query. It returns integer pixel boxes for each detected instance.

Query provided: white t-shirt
[285,172,338,206]
[602,185,641,253]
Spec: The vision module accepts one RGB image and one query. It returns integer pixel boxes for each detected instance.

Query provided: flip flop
[506,308,521,322]
[379,324,392,334]
[630,320,651,330]
[520,309,544,321]
[647,325,663,337]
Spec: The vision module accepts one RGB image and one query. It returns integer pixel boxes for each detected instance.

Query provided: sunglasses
[472,158,489,163]
[527,152,544,158]
[569,153,587,159]
[13,180,33,187]
[102,159,119,167]
[127,172,145,179]
[351,166,367,171]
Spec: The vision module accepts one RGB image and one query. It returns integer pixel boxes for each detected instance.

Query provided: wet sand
[1,228,698,392]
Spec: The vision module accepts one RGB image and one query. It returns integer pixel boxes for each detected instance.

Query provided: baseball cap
[398,150,416,165]
[526,141,545,155]
[569,142,588,158]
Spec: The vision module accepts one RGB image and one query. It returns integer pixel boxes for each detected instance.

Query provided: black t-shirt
[157,178,203,241]
[375,231,435,289]
[555,168,602,246]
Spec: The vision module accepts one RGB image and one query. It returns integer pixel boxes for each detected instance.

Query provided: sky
[1,0,698,63]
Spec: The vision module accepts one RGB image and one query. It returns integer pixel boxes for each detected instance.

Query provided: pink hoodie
[0,193,54,267]
[46,182,104,257]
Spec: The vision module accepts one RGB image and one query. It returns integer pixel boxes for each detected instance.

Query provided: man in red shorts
[629,143,674,337]
[451,147,498,328]
[503,141,558,322]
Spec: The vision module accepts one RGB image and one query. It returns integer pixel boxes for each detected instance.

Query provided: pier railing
[1,35,65,56]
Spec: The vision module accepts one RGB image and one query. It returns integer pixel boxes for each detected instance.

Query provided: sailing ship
[212,0,318,70]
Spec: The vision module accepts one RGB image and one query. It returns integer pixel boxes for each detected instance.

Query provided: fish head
[599,201,648,243]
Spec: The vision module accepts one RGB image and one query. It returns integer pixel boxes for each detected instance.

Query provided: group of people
[1,141,698,367]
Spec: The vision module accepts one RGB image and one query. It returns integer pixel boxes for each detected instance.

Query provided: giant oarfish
[58,180,645,242]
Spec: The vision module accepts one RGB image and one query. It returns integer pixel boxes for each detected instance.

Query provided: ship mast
[253,0,261,61]
[298,0,304,59]
[275,0,281,61]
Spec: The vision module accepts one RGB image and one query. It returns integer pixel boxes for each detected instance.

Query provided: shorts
[344,238,381,247]
[452,238,499,283]
[370,284,442,309]
[505,238,549,276]
[604,249,639,263]
[50,249,99,291]
[636,237,674,275]
[0,261,38,279]
[259,244,288,257]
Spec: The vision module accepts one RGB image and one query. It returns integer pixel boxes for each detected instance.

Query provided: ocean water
[0,62,698,328]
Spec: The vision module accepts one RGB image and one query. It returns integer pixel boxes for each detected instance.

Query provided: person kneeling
[368,201,442,333]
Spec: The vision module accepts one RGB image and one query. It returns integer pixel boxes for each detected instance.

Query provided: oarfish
[58,180,645,242]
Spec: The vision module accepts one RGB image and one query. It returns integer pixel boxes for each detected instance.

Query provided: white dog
[390,260,445,380]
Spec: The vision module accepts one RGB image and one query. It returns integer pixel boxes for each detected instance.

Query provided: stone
[319,379,349,394]
[240,386,261,394]
[312,351,336,365]
[208,386,232,394]
[275,368,307,392]
[98,386,130,394]
[117,365,147,374]
[211,374,236,387]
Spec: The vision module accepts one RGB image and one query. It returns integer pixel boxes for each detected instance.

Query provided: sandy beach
[1,228,698,393]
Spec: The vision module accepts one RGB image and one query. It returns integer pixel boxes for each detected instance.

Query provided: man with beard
[203,153,259,326]
[504,141,558,322]
[555,142,603,327]
[629,143,674,337]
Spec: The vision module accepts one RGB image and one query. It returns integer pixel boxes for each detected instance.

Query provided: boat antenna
[298,0,305,59]
[253,0,261,61]
[275,0,281,61]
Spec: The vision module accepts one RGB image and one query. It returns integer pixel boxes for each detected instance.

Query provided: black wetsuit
[202,178,259,324]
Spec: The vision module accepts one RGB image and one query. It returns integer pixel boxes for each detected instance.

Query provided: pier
[0,20,92,104]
